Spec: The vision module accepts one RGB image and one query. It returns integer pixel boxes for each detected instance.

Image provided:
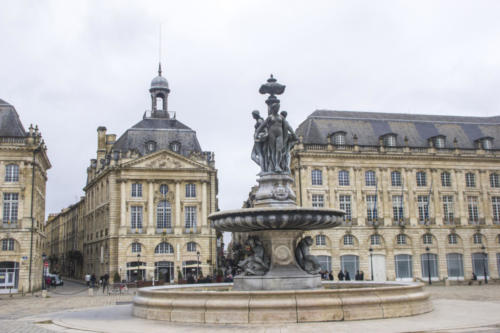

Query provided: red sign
[44,262,49,267]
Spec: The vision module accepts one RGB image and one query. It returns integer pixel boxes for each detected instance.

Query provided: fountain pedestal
[233,230,321,290]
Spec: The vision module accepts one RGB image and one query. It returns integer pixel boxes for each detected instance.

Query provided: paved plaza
[1,281,500,332]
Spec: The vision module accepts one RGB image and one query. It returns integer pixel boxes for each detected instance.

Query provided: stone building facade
[47,66,219,283]
[46,198,84,279]
[292,110,500,282]
[0,99,51,293]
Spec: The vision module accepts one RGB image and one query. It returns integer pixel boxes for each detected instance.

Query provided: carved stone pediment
[127,151,205,170]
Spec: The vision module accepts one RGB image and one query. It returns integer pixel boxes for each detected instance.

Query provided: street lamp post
[481,245,488,284]
[136,254,141,282]
[369,248,374,281]
[196,251,200,281]
[41,253,47,290]
[425,247,432,285]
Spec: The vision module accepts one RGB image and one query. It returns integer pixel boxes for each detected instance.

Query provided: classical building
[47,65,219,283]
[46,198,84,279]
[0,99,51,293]
[291,110,500,282]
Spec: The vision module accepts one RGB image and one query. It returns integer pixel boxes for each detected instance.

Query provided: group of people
[85,273,110,293]
[319,270,366,281]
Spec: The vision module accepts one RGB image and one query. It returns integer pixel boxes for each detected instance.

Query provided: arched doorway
[155,261,174,283]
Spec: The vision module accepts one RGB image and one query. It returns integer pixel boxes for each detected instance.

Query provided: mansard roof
[0,99,27,137]
[296,110,500,149]
[112,116,202,157]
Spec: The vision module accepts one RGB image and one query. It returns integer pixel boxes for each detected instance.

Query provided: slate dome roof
[150,75,169,90]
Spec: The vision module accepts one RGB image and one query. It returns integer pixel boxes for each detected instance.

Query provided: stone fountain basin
[209,207,344,232]
[132,281,432,324]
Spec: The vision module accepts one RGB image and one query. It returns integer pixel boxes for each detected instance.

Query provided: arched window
[480,138,493,150]
[5,164,19,182]
[383,134,396,147]
[391,171,402,187]
[333,132,346,146]
[446,253,464,279]
[156,200,172,230]
[170,141,181,153]
[131,242,141,253]
[146,141,156,153]
[315,234,326,246]
[187,242,197,252]
[473,233,483,244]
[423,234,433,245]
[396,234,407,245]
[370,234,381,245]
[421,253,438,278]
[338,170,350,186]
[155,242,174,254]
[1,238,15,251]
[311,169,322,186]
[343,234,354,246]
[448,234,458,245]
[465,173,476,187]
[365,170,376,186]
[395,254,413,280]
[490,173,500,188]
[433,136,446,148]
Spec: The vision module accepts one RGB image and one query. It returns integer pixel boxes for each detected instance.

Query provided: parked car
[47,274,63,286]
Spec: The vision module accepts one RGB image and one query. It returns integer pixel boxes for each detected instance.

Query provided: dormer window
[332,132,346,146]
[433,136,446,148]
[146,141,157,153]
[170,141,181,152]
[382,134,397,147]
[481,137,493,150]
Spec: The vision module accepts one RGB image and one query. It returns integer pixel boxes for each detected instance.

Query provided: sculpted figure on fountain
[295,236,322,274]
[238,236,270,276]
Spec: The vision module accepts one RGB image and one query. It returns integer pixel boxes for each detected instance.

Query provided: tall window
[370,234,381,245]
[312,194,324,208]
[365,171,376,186]
[340,255,359,278]
[311,169,322,186]
[391,171,402,187]
[416,171,426,187]
[446,253,464,279]
[339,195,352,221]
[185,206,197,229]
[1,238,14,251]
[392,195,403,222]
[490,173,500,188]
[417,195,429,223]
[2,193,18,223]
[131,206,143,229]
[333,133,346,146]
[473,233,483,244]
[131,242,141,253]
[366,195,377,222]
[423,234,433,245]
[338,170,350,186]
[442,196,454,224]
[186,184,196,198]
[155,242,174,254]
[5,164,19,182]
[472,253,488,277]
[467,196,479,224]
[421,253,438,278]
[343,234,354,246]
[317,255,332,272]
[316,234,326,246]
[465,173,476,187]
[492,197,500,223]
[187,242,197,252]
[156,200,172,230]
[396,234,407,245]
[448,233,458,245]
[395,254,413,279]
[131,183,142,197]
[441,172,451,187]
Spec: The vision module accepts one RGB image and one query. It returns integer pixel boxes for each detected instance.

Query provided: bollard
[42,289,48,298]
[444,278,450,287]
[88,288,94,296]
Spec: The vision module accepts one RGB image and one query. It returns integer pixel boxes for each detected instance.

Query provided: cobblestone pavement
[0,282,499,332]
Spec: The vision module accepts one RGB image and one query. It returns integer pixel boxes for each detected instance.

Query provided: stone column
[479,170,490,225]
[431,169,441,225]
[454,170,466,225]
[175,181,181,234]
[202,181,207,229]
[148,181,154,234]
[120,180,126,232]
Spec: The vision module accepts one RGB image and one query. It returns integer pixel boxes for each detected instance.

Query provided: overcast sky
[1,0,500,220]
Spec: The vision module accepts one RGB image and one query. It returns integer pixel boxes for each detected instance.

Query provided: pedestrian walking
[91,273,96,288]
[85,273,91,287]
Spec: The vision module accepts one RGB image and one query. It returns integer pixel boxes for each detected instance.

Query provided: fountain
[132,75,432,324]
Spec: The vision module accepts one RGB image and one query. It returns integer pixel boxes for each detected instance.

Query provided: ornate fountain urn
[209,75,345,290]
